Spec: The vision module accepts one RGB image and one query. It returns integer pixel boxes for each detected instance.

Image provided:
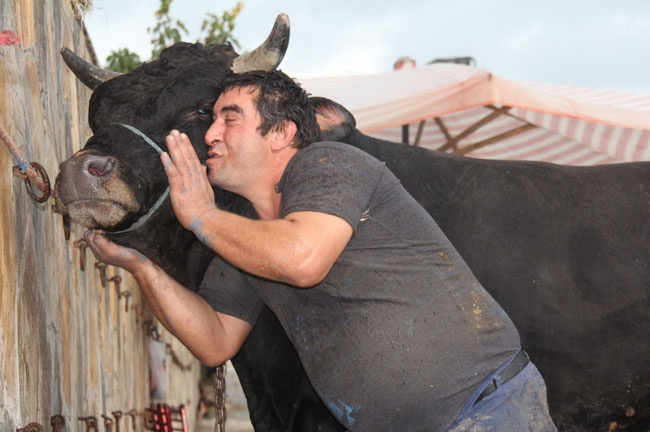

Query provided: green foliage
[99,0,243,72]
[105,48,142,73]
[200,1,244,49]
[149,0,189,60]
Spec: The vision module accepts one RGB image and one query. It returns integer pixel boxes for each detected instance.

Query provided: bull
[54,14,650,432]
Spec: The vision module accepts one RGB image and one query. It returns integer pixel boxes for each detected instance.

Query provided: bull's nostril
[87,158,115,177]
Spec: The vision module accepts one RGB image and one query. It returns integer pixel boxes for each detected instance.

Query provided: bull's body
[55,27,650,431]
[343,129,650,431]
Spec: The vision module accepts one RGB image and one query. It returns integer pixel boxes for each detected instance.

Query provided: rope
[0,124,52,202]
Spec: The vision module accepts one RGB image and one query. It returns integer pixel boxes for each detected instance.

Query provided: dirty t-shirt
[198,141,520,431]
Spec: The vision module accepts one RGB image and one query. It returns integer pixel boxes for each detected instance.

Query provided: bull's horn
[60,47,122,90]
[231,13,290,73]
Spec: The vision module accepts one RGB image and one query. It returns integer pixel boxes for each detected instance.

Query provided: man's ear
[271,120,298,151]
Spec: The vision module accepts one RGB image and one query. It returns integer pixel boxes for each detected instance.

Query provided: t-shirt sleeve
[197,254,265,326]
[279,143,384,230]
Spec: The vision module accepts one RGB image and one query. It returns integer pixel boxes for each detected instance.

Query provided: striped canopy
[299,64,650,165]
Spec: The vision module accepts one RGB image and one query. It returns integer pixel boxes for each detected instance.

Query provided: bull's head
[54,14,289,287]
[54,14,289,234]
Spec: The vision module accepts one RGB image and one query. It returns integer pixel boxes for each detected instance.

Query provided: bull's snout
[55,152,119,204]
[54,152,121,210]
[61,153,117,179]
[54,151,139,230]
[85,155,116,177]
[56,152,117,201]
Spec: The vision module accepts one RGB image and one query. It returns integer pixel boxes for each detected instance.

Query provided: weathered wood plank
[0,1,200,429]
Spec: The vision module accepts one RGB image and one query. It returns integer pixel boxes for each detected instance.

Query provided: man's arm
[161,131,353,287]
[190,209,352,287]
[83,230,251,365]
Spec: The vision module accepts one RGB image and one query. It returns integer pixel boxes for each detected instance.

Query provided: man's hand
[84,228,249,365]
[161,130,217,230]
[84,230,147,273]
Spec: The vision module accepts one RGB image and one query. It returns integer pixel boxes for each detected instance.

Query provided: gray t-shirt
[199,142,520,431]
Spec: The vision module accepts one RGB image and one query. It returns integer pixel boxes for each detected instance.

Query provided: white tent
[299,63,650,165]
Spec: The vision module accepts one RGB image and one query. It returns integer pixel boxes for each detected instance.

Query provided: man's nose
[205,121,223,146]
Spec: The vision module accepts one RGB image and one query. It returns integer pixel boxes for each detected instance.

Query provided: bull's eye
[188,103,214,123]
[197,107,212,117]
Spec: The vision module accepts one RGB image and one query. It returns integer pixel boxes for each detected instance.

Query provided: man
[85,70,556,431]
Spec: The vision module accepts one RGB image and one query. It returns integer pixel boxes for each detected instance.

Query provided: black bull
[54,16,650,432]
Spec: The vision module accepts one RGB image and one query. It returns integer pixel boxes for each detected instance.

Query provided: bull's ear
[231,13,290,73]
[310,97,357,142]
[60,47,122,89]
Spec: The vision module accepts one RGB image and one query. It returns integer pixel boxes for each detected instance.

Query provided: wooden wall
[0,2,200,430]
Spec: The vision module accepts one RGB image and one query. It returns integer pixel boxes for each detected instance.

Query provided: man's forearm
[188,207,352,287]
[130,261,242,365]
[83,230,249,364]
[188,208,313,285]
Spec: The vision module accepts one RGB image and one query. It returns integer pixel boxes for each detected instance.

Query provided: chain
[144,319,193,371]
[214,364,227,432]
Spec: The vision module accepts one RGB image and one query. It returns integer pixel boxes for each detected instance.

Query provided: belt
[475,349,529,403]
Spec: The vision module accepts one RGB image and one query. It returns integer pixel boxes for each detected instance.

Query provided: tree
[99,0,244,73]
[200,1,243,49]
[105,48,142,73]
[148,0,189,60]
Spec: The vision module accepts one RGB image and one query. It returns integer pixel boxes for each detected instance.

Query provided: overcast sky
[85,0,650,95]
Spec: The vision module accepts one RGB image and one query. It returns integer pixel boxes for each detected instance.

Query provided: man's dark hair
[220,70,321,149]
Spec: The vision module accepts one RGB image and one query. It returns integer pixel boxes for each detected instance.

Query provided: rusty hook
[95,262,107,288]
[146,320,161,341]
[74,238,88,271]
[110,275,122,297]
[130,303,141,322]
[16,423,43,432]
[50,415,65,432]
[125,409,137,432]
[12,161,52,203]
[111,411,122,432]
[78,416,98,432]
[100,414,113,432]
[56,212,71,241]
[109,275,132,312]
[130,302,148,323]
[120,290,132,313]
[1,125,51,203]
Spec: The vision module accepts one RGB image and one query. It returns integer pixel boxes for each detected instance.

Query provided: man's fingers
[83,229,147,269]
[84,228,99,245]
[165,130,205,182]
[161,152,176,176]
[167,130,198,164]
[165,131,212,193]
[175,131,200,162]
[165,131,185,167]
[84,229,107,260]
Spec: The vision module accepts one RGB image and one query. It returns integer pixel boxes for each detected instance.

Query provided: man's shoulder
[299,140,380,163]
[303,140,358,152]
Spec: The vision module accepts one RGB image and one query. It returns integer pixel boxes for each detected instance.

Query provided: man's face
[204,86,270,194]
